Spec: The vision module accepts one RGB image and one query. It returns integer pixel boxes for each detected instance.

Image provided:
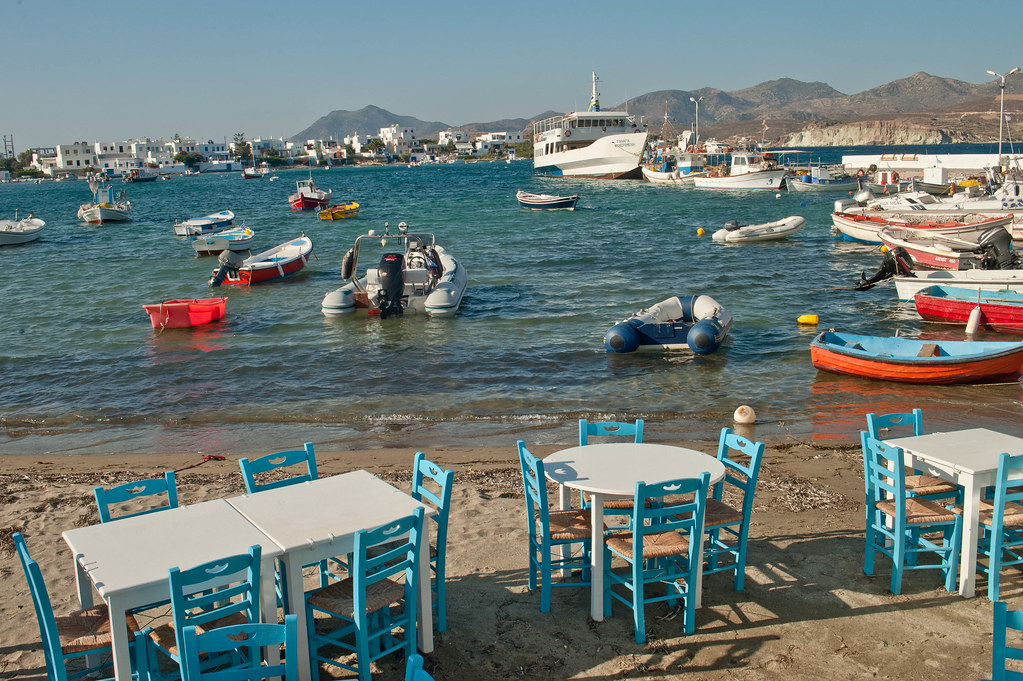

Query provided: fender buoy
[340,247,354,280]
[686,145,694,152]
[891,171,899,182]
[856,168,865,177]
[564,129,571,138]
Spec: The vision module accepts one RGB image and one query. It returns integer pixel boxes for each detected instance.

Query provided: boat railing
[347,230,436,292]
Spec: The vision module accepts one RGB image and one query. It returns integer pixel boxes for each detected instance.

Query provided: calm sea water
[2,144,1021,457]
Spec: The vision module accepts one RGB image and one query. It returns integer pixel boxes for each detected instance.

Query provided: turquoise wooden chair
[865,410,961,503]
[94,471,178,523]
[405,654,437,681]
[603,473,710,643]
[986,600,1023,681]
[976,452,1023,601]
[702,427,765,591]
[578,419,644,523]
[411,451,454,632]
[180,615,298,681]
[137,545,262,681]
[305,507,425,681]
[518,440,592,612]
[13,532,139,681]
[862,435,961,594]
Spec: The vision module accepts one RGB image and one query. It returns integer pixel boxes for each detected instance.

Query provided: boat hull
[894,270,1023,301]
[533,132,647,179]
[289,194,331,210]
[173,210,235,236]
[831,211,1012,244]
[0,218,45,245]
[914,286,1023,334]
[516,191,578,210]
[319,202,360,219]
[210,236,313,286]
[693,169,788,190]
[191,227,255,255]
[142,298,227,329]
[787,177,858,192]
[604,294,732,354]
[78,203,131,224]
[712,216,806,242]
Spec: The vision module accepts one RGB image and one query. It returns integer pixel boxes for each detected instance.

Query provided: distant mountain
[292,105,453,142]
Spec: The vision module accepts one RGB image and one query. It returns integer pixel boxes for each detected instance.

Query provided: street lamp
[987,66,1020,158]
[689,96,704,149]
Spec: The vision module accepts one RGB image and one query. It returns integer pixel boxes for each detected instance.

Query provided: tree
[514,141,533,159]
[233,132,252,162]
[17,150,33,166]
[175,152,204,168]
[366,139,385,153]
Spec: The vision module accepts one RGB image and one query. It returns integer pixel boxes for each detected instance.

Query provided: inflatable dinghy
[604,295,732,354]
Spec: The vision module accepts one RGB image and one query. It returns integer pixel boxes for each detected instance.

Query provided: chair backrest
[865,409,923,440]
[168,545,262,650]
[713,427,765,507]
[992,600,1023,680]
[238,442,317,493]
[13,532,65,681]
[405,653,437,681]
[412,452,454,545]
[94,471,178,523]
[630,473,710,562]
[991,452,1023,539]
[353,507,424,622]
[579,418,644,446]
[518,441,552,532]
[863,435,908,519]
[181,615,298,681]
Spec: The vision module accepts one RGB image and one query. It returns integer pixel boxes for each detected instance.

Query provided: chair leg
[947,518,963,595]
[890,531,905,595]
[734,530,749,592]
[305,599,319,677]
[539,541,552,613]
[631,558,645,644]
[434,554,447,632]
[603,548,613,619]
[356,613,373,681]
[864,517,877,576]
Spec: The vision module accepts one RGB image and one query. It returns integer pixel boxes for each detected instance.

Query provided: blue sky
[4,0,1021,149]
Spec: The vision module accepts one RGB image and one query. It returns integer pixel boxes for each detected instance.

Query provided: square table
[225,470,435,681]
[62,499,282,681]
[884,427,1023,597]
[543,443,727,620]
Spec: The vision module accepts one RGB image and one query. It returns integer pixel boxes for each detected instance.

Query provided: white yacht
[532,72,648,179]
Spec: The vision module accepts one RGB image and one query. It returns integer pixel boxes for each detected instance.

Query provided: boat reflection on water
[144,323,231,362]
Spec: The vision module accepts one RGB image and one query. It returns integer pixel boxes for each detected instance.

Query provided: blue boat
[604,295,732,354]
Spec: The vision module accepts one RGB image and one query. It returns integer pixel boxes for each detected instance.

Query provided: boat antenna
[588,71,600,113]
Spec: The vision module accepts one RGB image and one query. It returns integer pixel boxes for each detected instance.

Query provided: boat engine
[376,252,405,318]
[853,246,914,291]
[210,250,246,288]
[975,225,1019,270]
[722,220,742,232]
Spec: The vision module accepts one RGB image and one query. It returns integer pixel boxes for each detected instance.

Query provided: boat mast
[588,72,600,113]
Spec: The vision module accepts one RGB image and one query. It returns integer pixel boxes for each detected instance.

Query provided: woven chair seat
[306,576,405,618]
[905,474,959,497]
[581,492,649,510]
[876,496,957,524]
[546,509,591,540]
[952,500,1023,529]
[147,611,248,656]
[704,498,743,527]
[57,605,139,654]
[605,530,690,560]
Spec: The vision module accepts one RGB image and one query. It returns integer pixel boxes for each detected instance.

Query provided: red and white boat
[142,297,227,329]
[209,235,313,287]
[914,285,1023,334]
[878,222,1016,270]
[831,211,1012,244]
[288,177,331,211]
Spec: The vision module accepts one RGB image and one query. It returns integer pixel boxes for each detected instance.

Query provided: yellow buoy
[696,227,705,236]
[880,245,889,253]
[797,314,819,326]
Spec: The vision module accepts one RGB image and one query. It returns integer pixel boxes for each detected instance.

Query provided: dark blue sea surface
[2,144,1021,456]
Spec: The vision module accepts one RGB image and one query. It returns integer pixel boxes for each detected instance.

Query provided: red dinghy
[210,235,313,287]
[914,285,1023,334]
[142,297,227,329]
[288,177,332,211]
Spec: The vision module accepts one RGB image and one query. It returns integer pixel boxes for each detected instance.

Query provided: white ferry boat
[532,72,648,179]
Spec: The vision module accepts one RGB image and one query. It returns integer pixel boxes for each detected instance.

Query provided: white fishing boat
[831,211,1014,244]
[0,212,45,245]
[191,226,255,255]
[77,176,131,224]
[531,72,648,179]
[787,164,858,192]
[641,106,707,185]
[515,190,578,210]
[321,221,467,317]
[692,148,788,190]
[893,269,1023,301]
[712,216,806,242]
[173,210,235,236]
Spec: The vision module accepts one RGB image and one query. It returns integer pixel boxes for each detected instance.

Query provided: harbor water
[2,144,1021,457]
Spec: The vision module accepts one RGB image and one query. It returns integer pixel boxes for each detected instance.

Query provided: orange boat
[809,331,1023,384]
[142,298,227,329]
[319,201,360,220]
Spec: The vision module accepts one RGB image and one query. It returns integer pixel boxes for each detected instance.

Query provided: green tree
[514,141,533,159]
[174,152,204,168]
[17,150,33,166]
[366,139,385,153]
[233,132,252,162]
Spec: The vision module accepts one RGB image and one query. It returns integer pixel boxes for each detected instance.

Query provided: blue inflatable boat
[604,295,733,354]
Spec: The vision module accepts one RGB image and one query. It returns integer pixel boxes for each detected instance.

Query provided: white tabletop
[543,442,726,494]
[886,428,1023,473]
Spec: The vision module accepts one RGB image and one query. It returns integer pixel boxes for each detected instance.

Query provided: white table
[884,428,1023,597]
[543,443,726,620]
[62,499,282,681]
[225,470,435,681]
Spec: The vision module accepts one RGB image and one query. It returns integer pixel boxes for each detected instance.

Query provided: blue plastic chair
[180,615,298,681]
[603,473,710,643]
[13,532,139,681]
[238,442,318,493]
[137,545,262,681]
[411,452,454,632]
[518,440,591,613]
[977,452,1023,601]
[405,654,437,681]
[865,410,961,503]
[305,507,425,681]
[578,419,644,522]
[862,435,962,594]
[987,601,1023,681]
[703,427,765,591]
[94,471,178,523]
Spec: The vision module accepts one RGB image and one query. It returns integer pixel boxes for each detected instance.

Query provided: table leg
[959,475,981,597]
[558,484,571,577]
[589,493,605,621]
[416,529,434,653]
[282,555,313,681]
[106,594,132,681]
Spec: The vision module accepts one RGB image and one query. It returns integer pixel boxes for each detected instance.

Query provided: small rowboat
[914,285,1023,334]
[173,210,235,236]
[319,202,360,220]
[712,216,806,242]
[142,297,227,329]
[191,226,255,255]
[0,213,45,245]
[878,223,1016,271]
[830,211,1012,244]
[516,190,579,210]
[210,235,313,287]
[809,330,1023,384]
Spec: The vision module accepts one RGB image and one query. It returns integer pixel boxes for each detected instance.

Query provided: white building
[438,130,470,145]
[379,124,416,155]
[55,142,99,170]
[473,131,523,155]
[252,136,295,158]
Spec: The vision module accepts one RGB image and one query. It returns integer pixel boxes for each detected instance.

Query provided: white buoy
[966,305,982,335]
[733,405,756,424]
[775,193,782,199]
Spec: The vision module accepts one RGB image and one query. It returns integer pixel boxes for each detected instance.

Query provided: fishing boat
[209,235,313,287]
[787,165,858,192]
[241,166,261,179]
[640,105,707,185]
[515,190,579,210]
[878,223,1018,271]
[692,148,788,191]
[318,201,361,220]
[77,176,132,223]
[0,212,45,245]
[914,285,1023,334]
[173,210,236,236]
[531,72,648,179]
[321,221,467,317]
[893,269,1023,301]
[809,330,1023,384]
[604,294,732,354]
[831,211,1013,244]
[141,297,227,329]
[191,226,255,255]
[712,216,806,242]
[288,176,332,210]
[123,168,158,183]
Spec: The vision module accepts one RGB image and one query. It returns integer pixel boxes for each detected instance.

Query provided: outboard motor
[854,246,914,291]
[376,252,405,318]
[210,250,246,287]
[723,219,741,232]
[976,226,1019,270]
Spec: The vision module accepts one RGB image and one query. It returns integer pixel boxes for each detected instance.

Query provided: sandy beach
[0,437,1007,681]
